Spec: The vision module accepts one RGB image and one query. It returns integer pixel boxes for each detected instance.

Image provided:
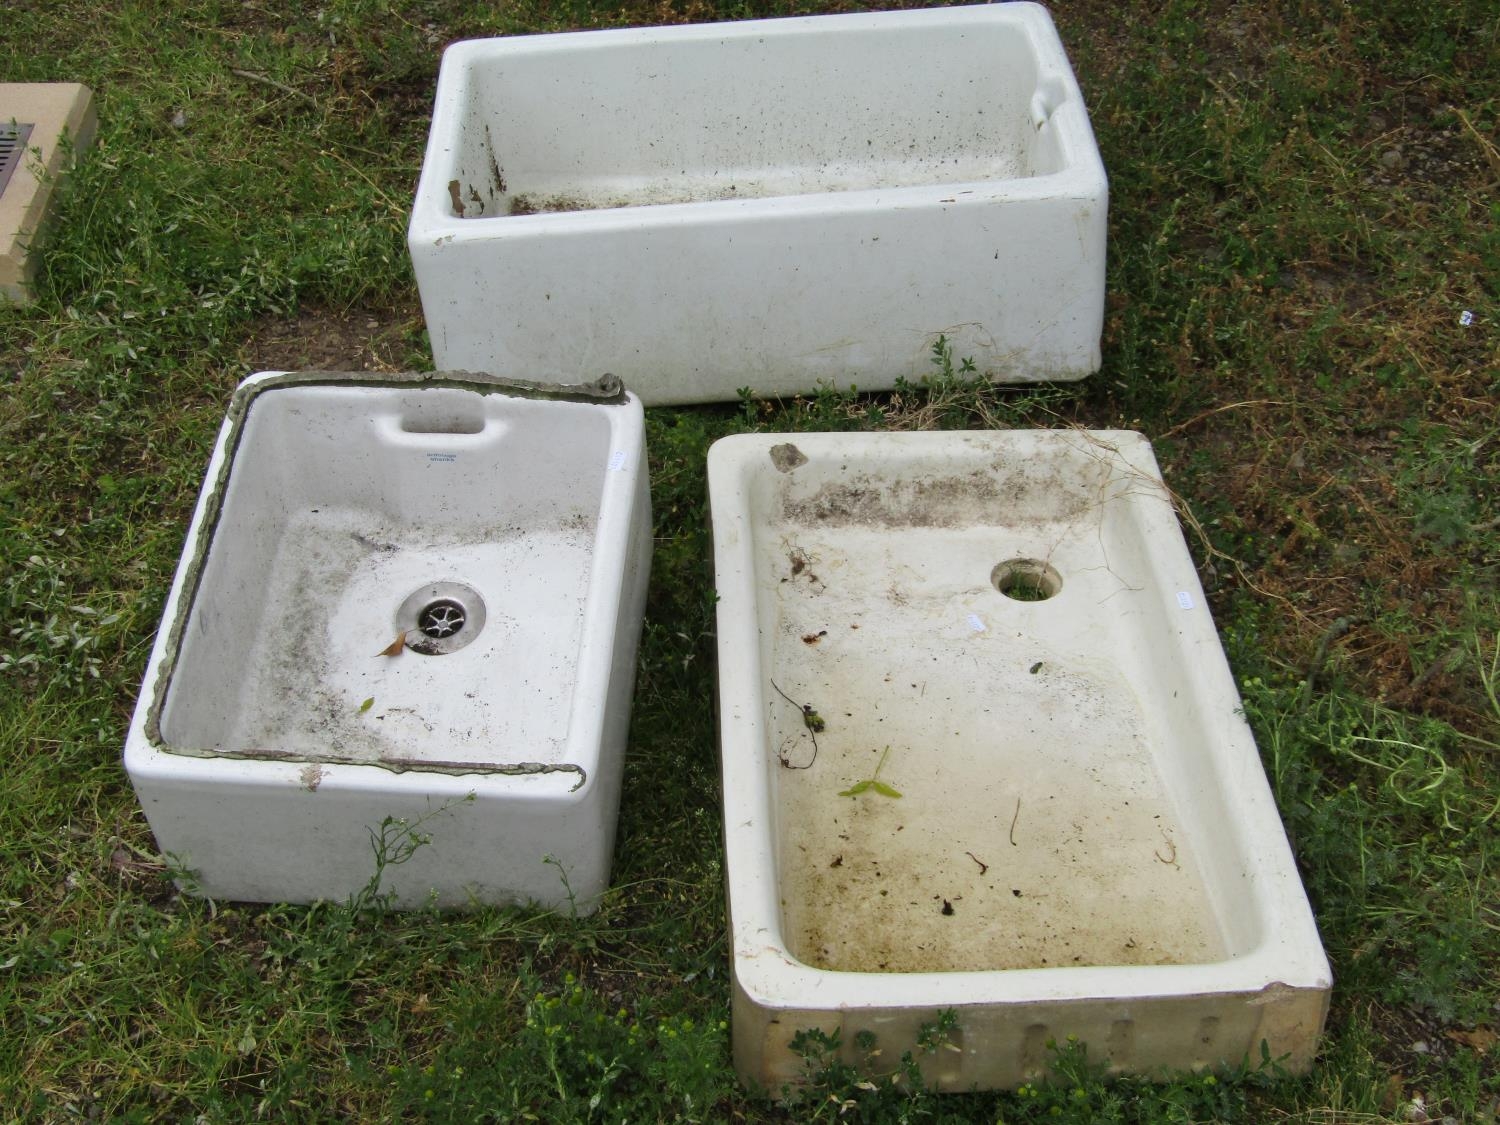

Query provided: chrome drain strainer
[418,598,467,637]
[396,582,486,655]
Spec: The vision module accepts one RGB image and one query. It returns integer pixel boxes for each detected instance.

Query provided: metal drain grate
[395,581,487,655]
[0,123,34,196]
[417,598,467,639]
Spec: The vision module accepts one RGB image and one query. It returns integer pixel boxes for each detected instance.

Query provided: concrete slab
[1,83,97,305]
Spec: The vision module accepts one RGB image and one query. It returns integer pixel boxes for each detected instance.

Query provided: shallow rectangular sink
[409,3,1107,405]
[709,431,1330,1090]
[125,371,651,910]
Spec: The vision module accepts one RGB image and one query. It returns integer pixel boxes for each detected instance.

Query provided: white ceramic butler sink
[125,371,651,911]
[409,3,1107,405]
[709,431,1330,1090]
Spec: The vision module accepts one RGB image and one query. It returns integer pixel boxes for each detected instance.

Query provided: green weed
[838,745,902,800]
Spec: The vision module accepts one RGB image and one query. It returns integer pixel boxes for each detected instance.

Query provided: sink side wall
[454,20,1042,214]
[732,972,1330,1092]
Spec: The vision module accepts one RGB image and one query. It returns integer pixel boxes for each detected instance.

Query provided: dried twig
[1157,399,1288,441]
[1063,426,1297,612]
[769,679,821,769]
[1299,615,1360,709]
[1455,108,1500,182]
[230,67,318,108]
[1394,643,1467,705]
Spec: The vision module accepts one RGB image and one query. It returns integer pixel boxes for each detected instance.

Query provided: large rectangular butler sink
[125,371,651,911]
[709,430,1330,1090]
[409,3,1107,406]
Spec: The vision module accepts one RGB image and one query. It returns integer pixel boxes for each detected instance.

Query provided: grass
[2,0,1497,1120]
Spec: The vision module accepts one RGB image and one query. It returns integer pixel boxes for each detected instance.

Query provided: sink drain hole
[992,559,1062,602]
[418,598,467,638]
[396,582,486,655]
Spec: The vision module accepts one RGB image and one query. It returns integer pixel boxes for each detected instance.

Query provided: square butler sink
[409,3,1107,405]
[124,371,651,911]
[708,431,1330,1090]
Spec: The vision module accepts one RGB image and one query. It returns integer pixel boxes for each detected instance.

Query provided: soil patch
[239,302,424,373]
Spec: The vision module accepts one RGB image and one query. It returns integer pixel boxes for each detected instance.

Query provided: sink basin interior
[737,434,1255,974]
[157,382,613,772]
[442,7,1067,217]
[770,534,1233,974]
